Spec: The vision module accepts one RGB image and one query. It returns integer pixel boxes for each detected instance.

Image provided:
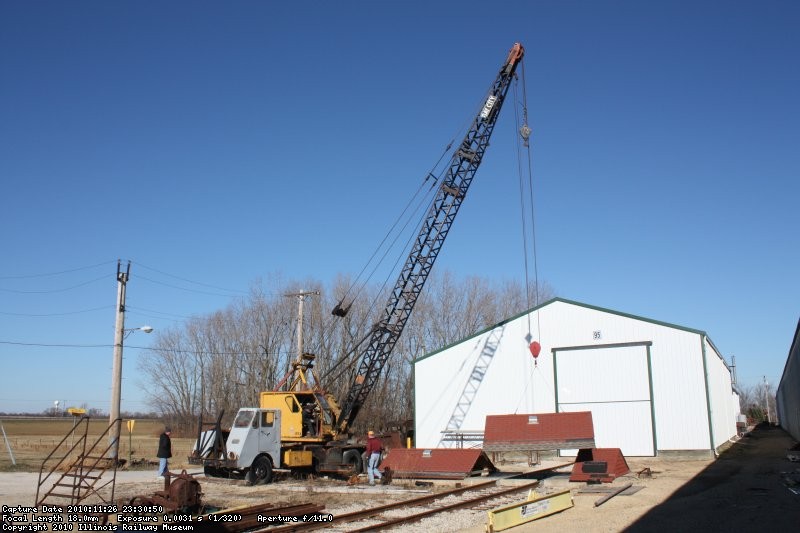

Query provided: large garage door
[554,342,656,456]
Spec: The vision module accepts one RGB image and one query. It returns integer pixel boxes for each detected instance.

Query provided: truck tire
[247,456,273,485]
[343,449,362,474]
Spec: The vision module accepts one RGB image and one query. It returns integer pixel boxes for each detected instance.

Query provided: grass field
[0,417,195,472]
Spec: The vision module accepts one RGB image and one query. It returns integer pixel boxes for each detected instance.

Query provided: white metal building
[414,298,741,457]
[777,318,800,442]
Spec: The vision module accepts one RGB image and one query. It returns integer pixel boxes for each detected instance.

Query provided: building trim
[700,336,716,453]
[552,340,656,456]
[414,297,705,364]
[646,342,658,455]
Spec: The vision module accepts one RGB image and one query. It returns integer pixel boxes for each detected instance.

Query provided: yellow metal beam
[486,488,573,532]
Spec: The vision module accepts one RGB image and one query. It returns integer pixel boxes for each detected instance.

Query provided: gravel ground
[2,426,798,532]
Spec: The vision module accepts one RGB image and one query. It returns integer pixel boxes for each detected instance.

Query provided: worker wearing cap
[365,430,383,486]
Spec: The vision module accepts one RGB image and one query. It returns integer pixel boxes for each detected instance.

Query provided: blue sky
[1,1,798,415]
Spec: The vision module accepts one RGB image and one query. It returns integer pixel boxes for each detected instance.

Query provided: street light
[125,325,154,337]
[109,324,153,461]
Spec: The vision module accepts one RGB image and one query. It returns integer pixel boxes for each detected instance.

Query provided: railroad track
[265,477,541,532]
[196,463,573,533]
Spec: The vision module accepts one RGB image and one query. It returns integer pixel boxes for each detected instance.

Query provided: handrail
[36,416,91,504]
[36,417,122,506]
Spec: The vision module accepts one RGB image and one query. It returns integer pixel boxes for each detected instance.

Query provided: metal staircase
[36,417,120,506]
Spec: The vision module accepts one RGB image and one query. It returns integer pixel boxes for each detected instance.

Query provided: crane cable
[513,59,542,356]
[323,92,492,379]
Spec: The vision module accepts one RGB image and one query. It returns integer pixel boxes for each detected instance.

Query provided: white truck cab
[214,408,281,484]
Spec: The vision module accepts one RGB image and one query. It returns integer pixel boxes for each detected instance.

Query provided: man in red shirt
[365,430,383,486]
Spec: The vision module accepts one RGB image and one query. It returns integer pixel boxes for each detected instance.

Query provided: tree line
[137,271,551,435]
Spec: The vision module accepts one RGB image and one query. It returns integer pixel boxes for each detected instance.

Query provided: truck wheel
[343,449,362,474]
[247,456,273,485]
[203,464,219,478]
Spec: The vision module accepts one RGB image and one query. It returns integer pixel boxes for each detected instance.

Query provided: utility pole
[763,375,772,424]
[285,289,319,390]
[730,355,737,385]
[109,260,130,460]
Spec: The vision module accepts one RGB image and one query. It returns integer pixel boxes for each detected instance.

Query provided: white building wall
[777,319,800,441]
[703,337,738,450]
[414,299,739,454]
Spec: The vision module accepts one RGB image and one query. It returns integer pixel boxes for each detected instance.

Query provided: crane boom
[336,43,525,434]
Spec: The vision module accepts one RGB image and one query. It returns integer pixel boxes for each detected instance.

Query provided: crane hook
[520,123,532,147]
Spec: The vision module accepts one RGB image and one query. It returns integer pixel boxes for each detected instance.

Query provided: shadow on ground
[625,424,800,532]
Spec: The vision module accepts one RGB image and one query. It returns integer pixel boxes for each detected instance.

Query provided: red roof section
[570,448,630,483]
[484,412,595,445]
[380,448,496,479]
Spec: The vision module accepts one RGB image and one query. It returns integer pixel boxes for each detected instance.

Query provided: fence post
[0,421,16,466]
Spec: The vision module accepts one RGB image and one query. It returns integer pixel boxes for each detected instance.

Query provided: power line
[136,274,245,298]
[0,339,288,357]
[0,274,108,294]
[0,305,112,317]
[133,261,248,294]
[0,260,116,280]
[0,340,109,348]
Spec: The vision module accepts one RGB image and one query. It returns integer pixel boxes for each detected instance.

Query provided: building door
[554,342,656,456]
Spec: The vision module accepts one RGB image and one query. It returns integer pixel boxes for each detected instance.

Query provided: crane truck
[191,42,525,484]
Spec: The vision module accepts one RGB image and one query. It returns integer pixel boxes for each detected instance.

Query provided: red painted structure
[483,412,596,452]
[569,448,630,483]
[380,448,497,480]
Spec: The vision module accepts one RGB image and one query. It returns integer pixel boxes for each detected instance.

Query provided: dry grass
[0,418,196,472]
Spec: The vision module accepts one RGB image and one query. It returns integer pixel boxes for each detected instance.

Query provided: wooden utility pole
[109,260,130,460]
[286,289,319,390]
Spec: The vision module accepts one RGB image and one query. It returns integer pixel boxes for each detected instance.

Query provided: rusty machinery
[129,470,203,513]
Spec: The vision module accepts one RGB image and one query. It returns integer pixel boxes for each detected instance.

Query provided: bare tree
[738,382,777,424]
[138,271,555,432]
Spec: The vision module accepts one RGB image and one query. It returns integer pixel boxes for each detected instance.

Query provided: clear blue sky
[1,1,798,415]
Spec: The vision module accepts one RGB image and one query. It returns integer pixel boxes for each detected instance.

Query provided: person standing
[365,430,383,486]
[156,426,172,480]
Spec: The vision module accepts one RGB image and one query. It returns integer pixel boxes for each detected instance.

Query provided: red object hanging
[529,341,541,358]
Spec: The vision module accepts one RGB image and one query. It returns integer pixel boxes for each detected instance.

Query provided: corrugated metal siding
[555,345,651,403]
[777,319,800,441]
[703,337,738,450]
[554,344,654,456]
[414,299,738,452]
[560,402,654,456]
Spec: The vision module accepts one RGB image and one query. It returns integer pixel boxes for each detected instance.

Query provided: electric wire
[126,305,195,320]
[133,261,247,295]
[0,274,108,294]
[0,260,115,280]
[0,305,112,317]
[135,274,246,298]
[0,339,290,357]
